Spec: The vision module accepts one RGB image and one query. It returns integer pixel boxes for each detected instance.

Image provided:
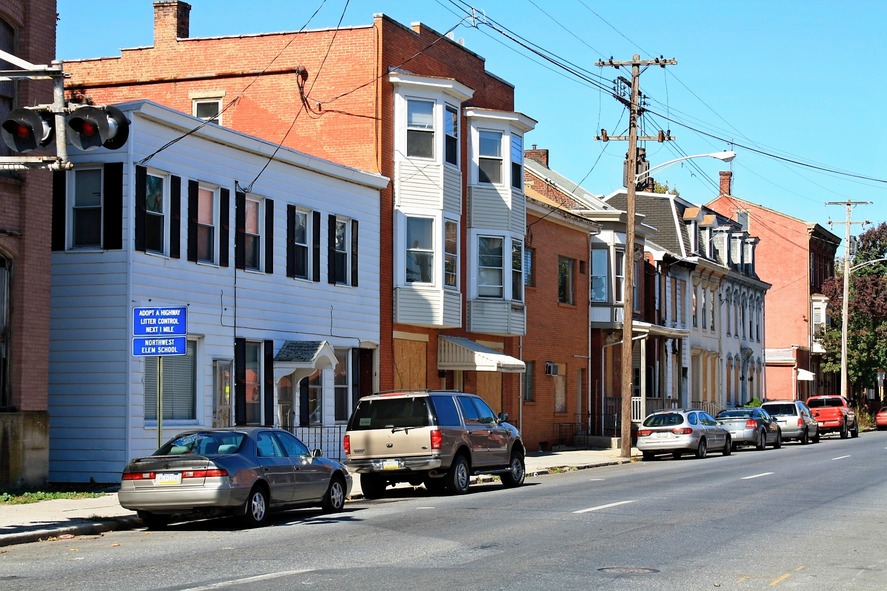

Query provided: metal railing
[284,425,346,461]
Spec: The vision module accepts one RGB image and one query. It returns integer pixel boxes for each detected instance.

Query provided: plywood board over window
[476,371,502,413]
[394,338,426,390]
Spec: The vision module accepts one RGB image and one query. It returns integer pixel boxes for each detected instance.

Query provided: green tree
[819,222,887,399]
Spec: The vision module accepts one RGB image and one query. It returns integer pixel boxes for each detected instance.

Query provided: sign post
[132,306,187,448]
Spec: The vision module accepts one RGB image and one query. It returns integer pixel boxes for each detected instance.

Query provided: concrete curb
[0,515,143,548]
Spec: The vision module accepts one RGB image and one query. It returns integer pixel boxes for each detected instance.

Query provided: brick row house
[708,172,840,400]
[0,0,56,488]
[54,1,539,475]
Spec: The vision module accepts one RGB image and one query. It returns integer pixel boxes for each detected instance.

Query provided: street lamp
[618,149,737,458]
[840,256,887,402]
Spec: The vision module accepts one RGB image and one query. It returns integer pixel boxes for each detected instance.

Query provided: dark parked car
[716,408,782,450]
[119,427,352,529]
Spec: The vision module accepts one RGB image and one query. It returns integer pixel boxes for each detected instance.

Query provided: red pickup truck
[806,395,858,438]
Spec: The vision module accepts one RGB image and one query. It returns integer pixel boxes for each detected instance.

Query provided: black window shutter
[234,338,246,426]
[134,165,147,252]
[312,211,321,282]
[263,340,274,425]
[299,378,309,427]
[327,215,336,284]
[219,188,230,267]
[351,219,359,287]
[264,198,274,274]
[351,349,360,409]
[51,170,66,251]
[103,163,123,250]
[187,180,198,262]
[170,175,181,259]
[235,191,246,270]
[286,205,296,278]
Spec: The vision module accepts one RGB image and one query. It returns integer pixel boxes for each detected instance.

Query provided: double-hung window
[145,172,167,254]
[334,217,350,284]
[244,197,261,270]
[407,99,434,159]
[444,220,458,288]
[590,249,609,303]
[72,168,102,248]
[293,208,309,279]
[406,216,434,284]
[445,105,458,166]
[478,236,503,297]
[193,98,222,125]
[512,239,523,302]
[478,130,502,184]
[615,249,625,303]
[511,135,523,189]
[197,185,217,263]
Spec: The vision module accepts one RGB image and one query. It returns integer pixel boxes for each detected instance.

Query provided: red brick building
[63,2,534,424]
[0,0,56,488]
[708,171,840,400]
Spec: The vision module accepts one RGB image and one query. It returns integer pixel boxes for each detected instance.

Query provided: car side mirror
[312,448,323,458]
[497,411,509,423]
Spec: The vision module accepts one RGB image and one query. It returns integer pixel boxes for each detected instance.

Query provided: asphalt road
[2,432,886,590]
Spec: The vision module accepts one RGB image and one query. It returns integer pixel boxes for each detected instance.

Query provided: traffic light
[0,104,129,154]
[66,105,129,151]
[1,107,54,153]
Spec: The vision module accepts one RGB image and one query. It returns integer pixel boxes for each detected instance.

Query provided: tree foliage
[819,222,887,397]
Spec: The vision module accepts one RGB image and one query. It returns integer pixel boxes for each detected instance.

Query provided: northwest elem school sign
[132,306,187,356]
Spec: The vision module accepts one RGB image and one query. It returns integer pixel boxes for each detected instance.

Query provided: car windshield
[348,397,432,430]
[156,431,245,456]
[763,404,796,415]
[717,410,752,418]
[643,413,684,427]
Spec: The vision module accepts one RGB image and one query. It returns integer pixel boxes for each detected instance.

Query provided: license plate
[156,472,182,485]
[654,432,669,439]
[382,459,400,470]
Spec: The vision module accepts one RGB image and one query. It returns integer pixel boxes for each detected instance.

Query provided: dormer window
[407,99,434,159]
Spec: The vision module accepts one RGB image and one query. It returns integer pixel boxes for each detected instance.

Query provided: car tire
[642,451,656,461]
[695,438,707,459]
[756,430,767,450]
[446,455,471,494]
[501,450,526,488]
[851,422,859,438]
[773,430,782,449]
[137,510,170,530]
[321,476,346,513]
[813,430,820,443]
[722,436,732,456]
[800,428,809,445]
[360,474,387,499]
[241,485,269,527]
[840,421,849,439]
[672,450,682,460]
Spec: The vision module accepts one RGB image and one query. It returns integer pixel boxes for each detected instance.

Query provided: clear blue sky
[56,0,887,251]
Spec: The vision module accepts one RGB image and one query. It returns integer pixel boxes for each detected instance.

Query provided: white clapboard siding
[395,160,443,209]
[49,101,385,482]
[468,185,513,230]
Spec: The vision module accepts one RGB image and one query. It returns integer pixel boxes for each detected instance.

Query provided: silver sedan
[716,408,782,451]
[119,427,352,529]
[637,409,732,460]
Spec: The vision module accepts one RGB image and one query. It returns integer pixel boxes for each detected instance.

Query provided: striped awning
[438,336,525,373]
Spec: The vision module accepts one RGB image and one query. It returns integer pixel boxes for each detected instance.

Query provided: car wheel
[773,430,782,449]
[756,430,767,450]
[446,455,471,494]
[695,438,707,459]
[321,476,346,513]
[851,422,859,438]
[642,451,656,461]
[241,485,269,527]
[800,428,809,445]
[360,474,387,499]
[672,450,682,460]
[501,450,526,488]
[722,436,732,456]
[137,510,170,530]
[813,429,820,443]
[840,421,849,439]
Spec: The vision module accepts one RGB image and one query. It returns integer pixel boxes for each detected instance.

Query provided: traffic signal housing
[1,107,54,153]
[0,104,129,154]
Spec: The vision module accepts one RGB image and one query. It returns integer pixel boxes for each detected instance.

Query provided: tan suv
[343,390,526,498]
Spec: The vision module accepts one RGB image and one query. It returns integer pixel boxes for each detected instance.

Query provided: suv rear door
[346,396,436,462]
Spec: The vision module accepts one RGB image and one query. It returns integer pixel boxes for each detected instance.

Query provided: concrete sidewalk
[0,447,634,547]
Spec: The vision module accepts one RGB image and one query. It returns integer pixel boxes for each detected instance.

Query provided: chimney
[524,145,549,167]
[154,1,191,47]
[719,170,732,196]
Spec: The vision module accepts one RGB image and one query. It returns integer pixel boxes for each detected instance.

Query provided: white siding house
[49,101,387,482]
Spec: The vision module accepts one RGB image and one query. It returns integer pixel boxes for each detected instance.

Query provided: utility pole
[597,55,676,458]
[827,200,870,403]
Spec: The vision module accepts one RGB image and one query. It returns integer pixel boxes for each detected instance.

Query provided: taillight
[745,420,758,429]
[183,468,227,478]
[672,428,693,435]
[122,471,155,480]
[797,418,804,427]
[343,434,351,455]
[430,428,442,450]
[637,429,652,437]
